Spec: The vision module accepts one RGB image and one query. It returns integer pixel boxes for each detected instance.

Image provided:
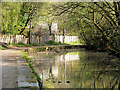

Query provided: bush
[10,41,67,47]
[46,40,61,45]
[10,42,40,47]
[17,42,26,46]
[0,45,5,50]
[66,41,85,45]
[31,43,41,46]
[10,42,26,47]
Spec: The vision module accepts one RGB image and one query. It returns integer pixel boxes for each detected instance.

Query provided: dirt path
[0,49,37,89]
[1,49,19,88]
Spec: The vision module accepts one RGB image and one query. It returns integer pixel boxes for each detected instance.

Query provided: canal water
[26,49,120,88]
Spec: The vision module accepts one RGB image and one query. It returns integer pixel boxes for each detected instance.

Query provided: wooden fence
[0,34,79,44]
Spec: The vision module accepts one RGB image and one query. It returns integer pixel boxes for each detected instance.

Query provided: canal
[25,48,120,89]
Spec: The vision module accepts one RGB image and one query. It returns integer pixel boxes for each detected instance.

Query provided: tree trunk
[39,36,41,44]
[49,24,52,35]
[13,35,16,44]
[28,22,31,44]
[63,27,65,43]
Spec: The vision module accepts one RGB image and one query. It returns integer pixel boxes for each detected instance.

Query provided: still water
[27,49,120,88]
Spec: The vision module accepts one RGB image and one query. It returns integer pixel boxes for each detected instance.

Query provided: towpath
[0,49,36,89]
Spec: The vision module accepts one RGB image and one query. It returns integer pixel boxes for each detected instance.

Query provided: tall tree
[2,2,44,36]
[51,2,120,52]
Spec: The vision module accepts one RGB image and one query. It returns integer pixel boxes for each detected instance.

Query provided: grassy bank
[9,40,85,47]
[65,41,85,45]
[10,40,68,47]
[10,42,42,47]
[0,45,8,50]
[21,51,42,88]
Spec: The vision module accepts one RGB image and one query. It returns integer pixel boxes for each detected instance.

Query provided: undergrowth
[0,45,8,50]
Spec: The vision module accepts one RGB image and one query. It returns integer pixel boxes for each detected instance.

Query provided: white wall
[55,35,79,43]
[0,34,79,44]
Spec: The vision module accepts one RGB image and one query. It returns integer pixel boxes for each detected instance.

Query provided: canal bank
[1,49,39,89]
[1,45,120,89]
[22,47,120,88]
[1,45,86,88]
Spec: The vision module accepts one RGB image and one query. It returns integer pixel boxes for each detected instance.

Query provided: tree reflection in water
[26,50,120,89]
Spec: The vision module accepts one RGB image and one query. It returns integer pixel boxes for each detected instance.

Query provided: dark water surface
[27,49,120,88]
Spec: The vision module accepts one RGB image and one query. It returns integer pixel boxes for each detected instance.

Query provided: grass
[46,40,68,45]
[21,51,42,88]
[9,40,84,47]
[10,40,68,47]
[65,41,85,45]
[0,45,5,50]
[0,45,8,50]
[10,42,42,47]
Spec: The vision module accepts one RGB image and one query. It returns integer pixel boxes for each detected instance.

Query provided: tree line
[51,2,120,56]
[1,2,120,55]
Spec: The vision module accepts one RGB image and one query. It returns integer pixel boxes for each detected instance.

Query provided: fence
[0,35,28,44]
[0,34,79,44]
[55,35,79,43]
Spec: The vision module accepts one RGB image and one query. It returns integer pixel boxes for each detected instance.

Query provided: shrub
[46,40,61,45]
[0,45,5,50]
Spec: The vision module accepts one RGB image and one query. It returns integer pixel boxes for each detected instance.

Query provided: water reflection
[27,50,120,89]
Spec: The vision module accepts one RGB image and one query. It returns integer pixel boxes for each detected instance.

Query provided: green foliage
[0,45,6,50]
[10,41,67,47]
[2,2,120,55]
[115,28,120,51]
[46,40,60,45]
[10,42,26,46]
[46,40,67,45]
[51,2,120,54]
[0,44,8,50]
[10,42,42,47]
[2,2,22,35]
[116,36,120,50]
[66,41,85,45]
[37,47,45,51]
[2,2,44,36]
